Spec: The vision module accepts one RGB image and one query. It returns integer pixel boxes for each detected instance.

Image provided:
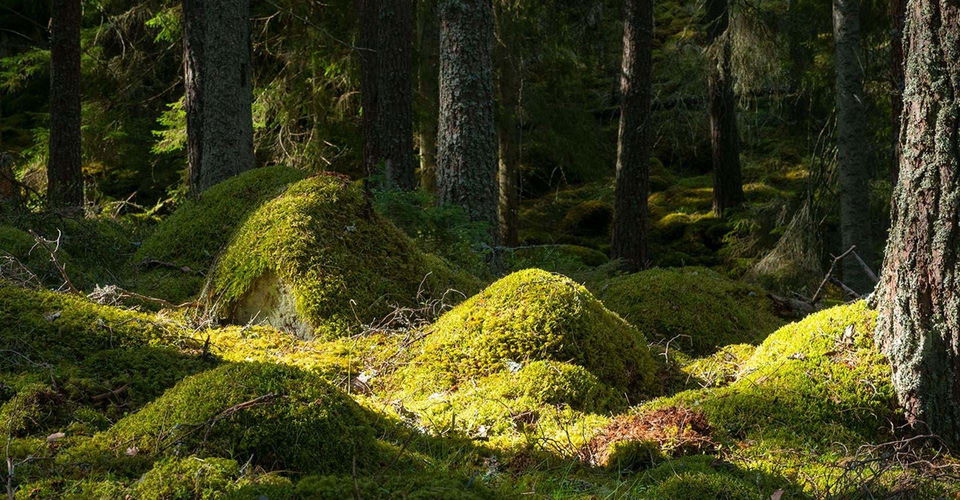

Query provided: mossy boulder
[209,173,478,339]
[401,269,659,398]
[79,362,380,474]
[594,267,783,356]
[132,166,306,303]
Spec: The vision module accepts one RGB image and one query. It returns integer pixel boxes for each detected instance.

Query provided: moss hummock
[209,173,479,339]
[594,267,783,356]
[131,166,306,303]
[401,269,659,398]
[79,362,379,474]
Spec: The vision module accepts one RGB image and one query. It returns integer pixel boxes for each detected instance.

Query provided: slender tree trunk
[357,0,379,177]
[832,0,875,293]
[890,0,906,182]
[875,0,960,448]
[183,0,254,194]
[416,0,439,193]
[611,0,653,271]
[47,0,83,209]
[705,0,744,216]
[376,0,417,190]
[495,7,521,247]
[436,0,498,237]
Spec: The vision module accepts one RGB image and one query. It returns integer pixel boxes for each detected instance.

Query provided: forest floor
[0,164,957,499]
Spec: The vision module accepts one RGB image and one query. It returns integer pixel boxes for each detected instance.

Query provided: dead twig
[27,229,78,294]
[810,246,857,303]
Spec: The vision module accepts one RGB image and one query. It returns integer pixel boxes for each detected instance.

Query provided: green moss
[0,225,79,288]
[502,245,608,276]
[630,455,792,499]
[640,472,763,499]
[681,344,756,388]
[560,200,612,237]
[594,267,783,356]
[295,472,498,499]
[210,174,479,339]
[401,269,659,398]
[1,383,55,437]
[78,362,379,474]
[604,439,664,472]
[132,166,306,303]
[135,456,239,500]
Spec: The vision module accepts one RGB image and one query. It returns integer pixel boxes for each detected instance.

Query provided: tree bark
[832,0,875,293]
[375,0,417,190]
[611,0,653,271]
[183,0,255,194]
[890,0,907,182]
[705,0,744,217]
[495,7,521,247]
[875,0,960,449]
[47,0,83,209]
[416,0,439,193]
[357,0,379,177]
[436,0,498,238]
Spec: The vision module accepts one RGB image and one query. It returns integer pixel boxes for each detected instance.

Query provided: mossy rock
[79,362,380,474]
[401,269,659,398]
[593,267,783,356]
[209,173,479,339]
[132,166,306,303]
[647,302,894,462]
[560,200,612,237]
[0,284,181,371]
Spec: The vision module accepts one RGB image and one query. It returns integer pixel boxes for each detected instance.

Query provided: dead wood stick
[28,229,79,294]
[810,246,857,303]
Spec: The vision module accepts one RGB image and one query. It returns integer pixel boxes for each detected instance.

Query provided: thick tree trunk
[416,0,439,193]
[495,8,521,247]
[436,0,498,237]
[47,0,83,209]
[357,0,379,177]
[875,0,960,448]
[611,0,653,271]
[183,0,254,194]
[376,0,417,190]
[832,0,875,293]
[890,0,906,182]
[705,0,744,217]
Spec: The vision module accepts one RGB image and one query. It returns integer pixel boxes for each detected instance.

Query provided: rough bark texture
[832,0,875,293]
[495,8,521,247]
[705,0,744,217]
[183,0,255,194]
[375,0,417,190]
[437,0,498,236]
[611,0,653,271]
[875,0,960,448]
[357,0,379,177]
[416,0,439,193]
[47,0,83,209]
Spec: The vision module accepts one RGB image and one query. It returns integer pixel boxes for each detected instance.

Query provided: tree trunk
[416,0,439,193]
[47,0,83,209]
[890,0,906,182]
[832,0,875,294]
[375,0,417,190]
[357,0,379,177]
[875,0,960,448]
[436,0,498,237]
[183,0,254,194]
[705,0,744,217]
[611,0,653,271]
[495,7,521,247]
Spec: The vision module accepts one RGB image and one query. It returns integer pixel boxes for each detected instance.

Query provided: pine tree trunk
[376,0,417,190]
[705,0,744,217]
[416,0,439,194]
[495,8,521,247]
[357,0,379,177]
[436,0,498,237]
[832,0,875,294]
[890,0,906,182]
[611,0,653,271]
[47,0,83,209]
[183,0,254,194]
[875,0,960,448]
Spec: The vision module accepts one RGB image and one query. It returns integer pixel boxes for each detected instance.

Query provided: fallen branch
[87,284,199,309]
[27,229,78,294]
[810,246,857,304]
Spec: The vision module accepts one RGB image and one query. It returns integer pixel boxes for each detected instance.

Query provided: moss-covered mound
[131,166,306,303]
[209,173,478,339]
[80,362,379,474]
[501,244,608,276]
[401,269,659,398]
[594,267,783,355]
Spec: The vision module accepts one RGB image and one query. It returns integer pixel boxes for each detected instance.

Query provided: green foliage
[210,174,479,339]
[594,267,783,356]
[76,362,380,474]
[399,269,659,398]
